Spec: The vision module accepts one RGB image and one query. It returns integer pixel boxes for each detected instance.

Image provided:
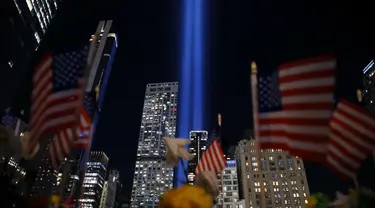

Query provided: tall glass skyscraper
[131,82,178,208]
[78,151,109,208]
[0,0,63,109]
[187,130,208,185]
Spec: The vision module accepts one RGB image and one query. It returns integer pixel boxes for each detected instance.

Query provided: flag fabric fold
[49,92,96,169]
[326,99,375,180]
[27,46,88,155]
[257,55,336,162]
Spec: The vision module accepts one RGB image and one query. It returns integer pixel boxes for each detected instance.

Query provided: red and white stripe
[27,53,82,155]
[195,140,226,175]
[49,109,91,169]
[259,55,336,161]
[326,100,375,180]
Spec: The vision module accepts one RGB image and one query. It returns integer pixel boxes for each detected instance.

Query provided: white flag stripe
[279,60,336,78]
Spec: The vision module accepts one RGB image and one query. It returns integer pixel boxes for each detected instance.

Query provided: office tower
[78,151,109,208]
[362,59,375,113]
[131,82,179,208]
[104,169,121,208]
[215,160,246,208]
[187,130,208,185]
[54,152,82,198]
[0,0,63,109]
[87,20,118,109]
[236,138,310,208]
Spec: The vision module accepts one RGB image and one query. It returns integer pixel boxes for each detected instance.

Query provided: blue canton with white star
[258,71,282,113]
[52,46,88,93]
[1,114,19,130]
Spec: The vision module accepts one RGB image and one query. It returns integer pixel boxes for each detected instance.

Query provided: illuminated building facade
[362,59,375,113]
[30,136,59,196]
[131,82,178,208]
[215,160,245,208]
[236,139,310,208]
[0,0,63,108]
[78,151,109,208]
[187,130,208,185]
[104,169,121,208]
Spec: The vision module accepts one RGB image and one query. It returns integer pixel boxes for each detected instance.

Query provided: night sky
[12,0,375,200]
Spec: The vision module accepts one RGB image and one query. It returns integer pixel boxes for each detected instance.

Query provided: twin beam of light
[176,0,205,187]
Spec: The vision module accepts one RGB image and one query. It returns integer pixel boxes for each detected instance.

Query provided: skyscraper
[236,138,310,208]
[78,151,109,208]
[104,169,121,208]
[362,59,375,113]
[131,82,179,208]
[215,160,246,208]
[0,0,63,109]
[187,130,208,185]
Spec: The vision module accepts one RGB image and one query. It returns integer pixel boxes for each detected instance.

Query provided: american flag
[258,55,336,162]
[49,93,96,169]
[195,124,226,175]
[326,99,375,180]
[27,46,88,155]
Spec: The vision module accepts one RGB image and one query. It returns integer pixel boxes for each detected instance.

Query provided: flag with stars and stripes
[326,99,375,180]
[195,121,226,175]
[27,46,88,155]
[257,55,336,162]
[49,92,96,169]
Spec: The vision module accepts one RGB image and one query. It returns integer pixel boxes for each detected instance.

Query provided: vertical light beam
[193,0,204,130]
[178,0,194,139]
[176,0,206,187]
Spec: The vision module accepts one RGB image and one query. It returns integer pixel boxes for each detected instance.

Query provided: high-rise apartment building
[131,82,179,208]
[0,0,63,109]
[187,130,208,185]
[362,59,375,113]
[236,138,310,208]
[215,160,246,208]
[78,151,109,208]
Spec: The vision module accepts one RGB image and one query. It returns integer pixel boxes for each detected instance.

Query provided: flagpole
[250,62,265,208]
[59,29,100,202]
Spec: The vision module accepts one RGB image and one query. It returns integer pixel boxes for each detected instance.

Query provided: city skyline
[2,0,375,205]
